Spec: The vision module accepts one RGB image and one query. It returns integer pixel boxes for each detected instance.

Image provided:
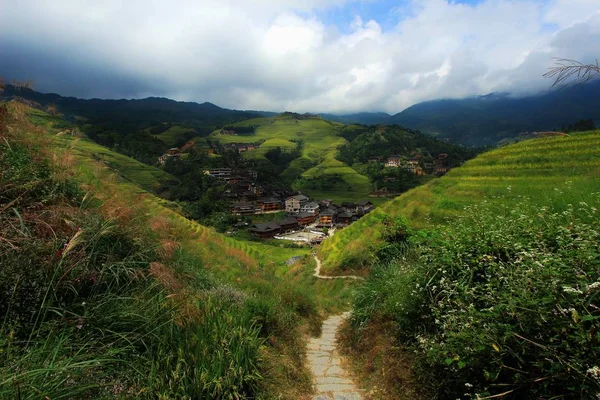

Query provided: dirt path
[307,312,363,400]
[313,255,363,280]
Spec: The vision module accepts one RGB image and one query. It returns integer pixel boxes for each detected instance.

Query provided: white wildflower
[587,282,600,292]
[587,366,600,382]
[563,286,583,295]
[465,382,473,388]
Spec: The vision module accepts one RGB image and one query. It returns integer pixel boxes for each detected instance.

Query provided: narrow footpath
[313,255,363,280]
[307,312,363,400]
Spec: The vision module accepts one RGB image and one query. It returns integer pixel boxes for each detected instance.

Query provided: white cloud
[1,0,599,113]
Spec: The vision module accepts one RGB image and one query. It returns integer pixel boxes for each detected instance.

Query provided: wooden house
[248,221,281,238]
[318,208,336,226]
[296,212,317,226]
[258,197,282,212]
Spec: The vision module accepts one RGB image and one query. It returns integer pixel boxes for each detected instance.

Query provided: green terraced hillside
[152,125,198,147]
[17,104,309,273]
[59,136,175,193]
[210,114,372,202]
[55,137,310,274]
[318,131,600,274]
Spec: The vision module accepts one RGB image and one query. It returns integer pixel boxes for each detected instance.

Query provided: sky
[1,0,599,114]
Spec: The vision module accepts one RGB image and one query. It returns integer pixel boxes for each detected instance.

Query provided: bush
[353,197,600,398]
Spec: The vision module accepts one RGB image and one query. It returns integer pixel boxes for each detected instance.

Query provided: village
[155,140,455,245]
[245,196,375,244]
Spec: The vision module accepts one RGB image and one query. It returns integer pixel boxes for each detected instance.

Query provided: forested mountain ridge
[390,80,600,145]
[319,80,600,146]
[1,85,266,164]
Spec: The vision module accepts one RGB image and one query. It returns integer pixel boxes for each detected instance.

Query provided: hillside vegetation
[325,130,600,399]
[390,80,600,145]
[0,101,340,399]
[317,81,600,146]
[2,85,264,164]
[320,131,600,275]
[210,113,373,202]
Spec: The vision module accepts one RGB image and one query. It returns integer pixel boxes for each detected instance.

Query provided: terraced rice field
[52,137,307,279]
[318,131,600,274]
[56,136,174,193]
[153,125,197,147]
[210,115,373,202]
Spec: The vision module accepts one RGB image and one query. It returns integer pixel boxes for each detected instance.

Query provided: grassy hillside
[0,101,361,399]
[319,130,600,274]
[343,132,600,399]
[210,113,373,202]
[61,136,174,193]
[152,125,197,147]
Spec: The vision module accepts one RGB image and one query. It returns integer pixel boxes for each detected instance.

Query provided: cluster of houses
[247,194,374,239]
[224,142,259,153]
[157,140,196,165]
[379,153,451,176]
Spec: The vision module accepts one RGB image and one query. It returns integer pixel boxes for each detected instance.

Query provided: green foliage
[201,211,238,232]
[60,136,174,193]
[149,299,264,399]
[152,124,198,147]
[320,131,600,274]
[0,107,322,399]
[563,118,596,133]
[353,197,600,398]
[337,124,479,166]
[211,114,374,201]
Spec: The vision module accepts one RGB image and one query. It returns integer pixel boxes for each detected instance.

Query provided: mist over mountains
[322,80,600,145]
[4,79,599,146]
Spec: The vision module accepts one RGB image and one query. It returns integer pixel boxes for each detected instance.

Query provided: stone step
[316,383,358,392]
[315,376,355,385]
[308,313,363,400]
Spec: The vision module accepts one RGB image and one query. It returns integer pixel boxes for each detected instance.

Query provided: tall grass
[319,131,600,275]
[351,194,600,398]
[0,101,320,399]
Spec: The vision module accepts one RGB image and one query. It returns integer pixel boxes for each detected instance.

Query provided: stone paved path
[308,312,363,400]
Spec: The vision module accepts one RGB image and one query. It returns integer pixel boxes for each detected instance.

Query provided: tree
[544,58,600,87]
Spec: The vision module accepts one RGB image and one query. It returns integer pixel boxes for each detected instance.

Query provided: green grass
[319,131,600,274]
[210,114,373,200]
[153,125,197,147]
[2,101,357,399]
[57,136,175,193]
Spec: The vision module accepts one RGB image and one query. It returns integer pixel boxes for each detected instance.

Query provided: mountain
[209,113,373,203]
[1,85,263,134]
[1,85,271,164]
[318,112,392,125]
[389,80,600,146]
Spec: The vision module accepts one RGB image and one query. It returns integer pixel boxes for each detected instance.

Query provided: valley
[3,1,600,397]
[2,83,600,399]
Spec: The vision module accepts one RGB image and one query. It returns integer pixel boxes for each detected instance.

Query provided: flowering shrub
[354,195,600,398]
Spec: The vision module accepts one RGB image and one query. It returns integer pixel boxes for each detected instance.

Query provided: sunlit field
[319,131,600,274]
